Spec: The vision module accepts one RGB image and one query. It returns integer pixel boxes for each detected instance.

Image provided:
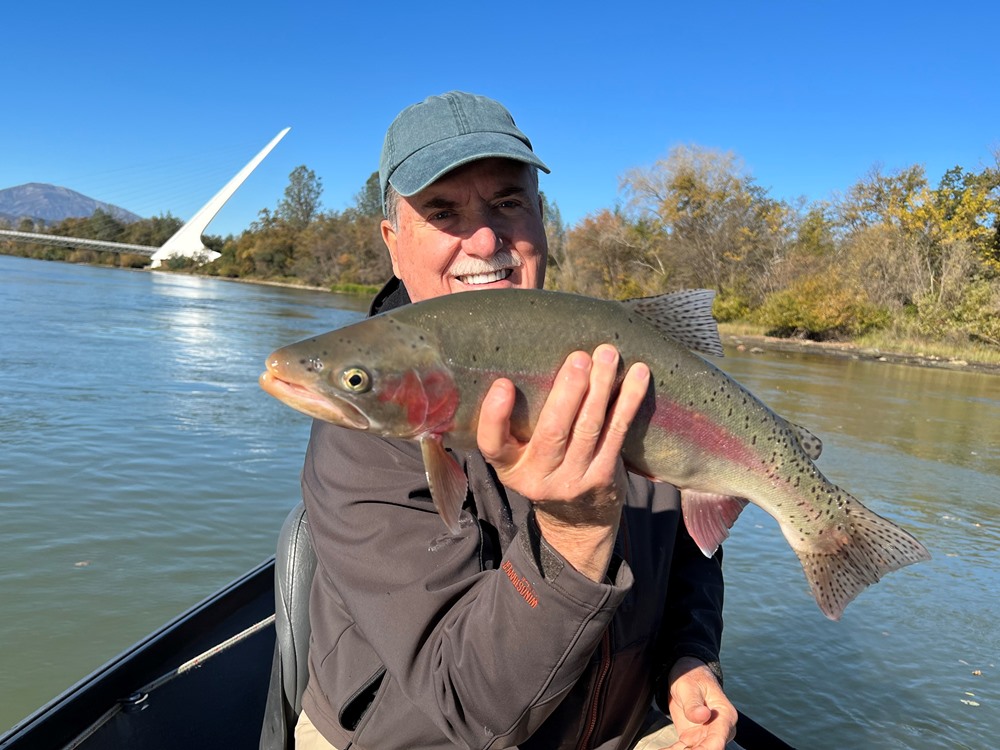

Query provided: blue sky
[3,1,997,238]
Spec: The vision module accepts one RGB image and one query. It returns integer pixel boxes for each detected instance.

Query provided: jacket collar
[368,277,411,318]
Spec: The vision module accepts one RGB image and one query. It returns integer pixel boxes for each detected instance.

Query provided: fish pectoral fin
[420,435,468,535]
[622,289,724,357]
[680,491,750,557]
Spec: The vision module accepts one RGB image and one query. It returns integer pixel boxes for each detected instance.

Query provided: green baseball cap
[379,91,550,215]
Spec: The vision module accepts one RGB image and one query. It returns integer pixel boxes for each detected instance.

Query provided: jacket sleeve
[301,419,633,749]
[657,502,726,693]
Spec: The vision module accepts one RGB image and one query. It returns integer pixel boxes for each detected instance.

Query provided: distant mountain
[0,183,141,226]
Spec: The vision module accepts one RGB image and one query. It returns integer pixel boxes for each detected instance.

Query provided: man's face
[381,158,547,302]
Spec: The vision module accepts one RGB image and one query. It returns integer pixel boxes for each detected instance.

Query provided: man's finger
[566,345,620,449]
[476,378,517,463]
[595,361,649,458]
[524,350,592,466]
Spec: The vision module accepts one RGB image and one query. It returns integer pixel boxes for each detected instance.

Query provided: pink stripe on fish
[648,397,760,470]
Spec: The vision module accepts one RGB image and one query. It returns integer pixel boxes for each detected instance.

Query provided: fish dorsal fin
[420,435,468,534]
[789,421,823,460]
[622,289,724,357]
[680,490,749,557]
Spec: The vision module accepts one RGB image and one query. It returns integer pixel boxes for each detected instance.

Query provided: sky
[3,1,998,239]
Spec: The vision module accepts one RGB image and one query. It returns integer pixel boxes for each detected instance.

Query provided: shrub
[755,274,889,339]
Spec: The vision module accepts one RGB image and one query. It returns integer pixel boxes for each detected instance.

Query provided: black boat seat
[260,502,316,750]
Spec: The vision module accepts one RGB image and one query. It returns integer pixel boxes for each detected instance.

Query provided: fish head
[259,315,460,440]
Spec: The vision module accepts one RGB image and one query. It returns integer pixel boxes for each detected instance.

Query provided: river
[1,254,996,748]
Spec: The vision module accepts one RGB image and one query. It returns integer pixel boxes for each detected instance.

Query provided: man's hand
[476,344,649,581]
[664,657,737,750]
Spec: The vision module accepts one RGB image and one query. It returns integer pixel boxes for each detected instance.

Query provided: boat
[0,505,797,749]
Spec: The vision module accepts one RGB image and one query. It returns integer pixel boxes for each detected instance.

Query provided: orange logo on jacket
[501,560,539,608]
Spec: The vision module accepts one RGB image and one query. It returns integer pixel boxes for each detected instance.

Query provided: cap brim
[389,132,550,197]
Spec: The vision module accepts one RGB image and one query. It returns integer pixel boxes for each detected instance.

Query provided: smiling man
[381,157,546,299]
[295,91,740,750]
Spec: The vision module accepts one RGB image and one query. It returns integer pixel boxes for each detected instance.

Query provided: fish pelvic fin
[795,499,931,621]
[680,490,750,557]
[622,289,724,357]
[420,435,468,534]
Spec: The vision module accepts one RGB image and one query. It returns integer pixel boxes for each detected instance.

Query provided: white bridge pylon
[0,127,290,268]
[149,127,290,267]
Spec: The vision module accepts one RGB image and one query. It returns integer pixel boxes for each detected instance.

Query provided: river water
[1,254,997,748]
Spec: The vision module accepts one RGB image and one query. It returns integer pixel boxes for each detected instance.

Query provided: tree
[620,145,790,304]
[277,165,323,230]
[353,171,383,218]
[562,209,653,298]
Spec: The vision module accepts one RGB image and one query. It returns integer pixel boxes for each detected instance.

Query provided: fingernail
[571,352,590,369]
[596,345,617,364]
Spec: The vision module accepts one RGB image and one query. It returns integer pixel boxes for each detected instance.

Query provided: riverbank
[720,326,1000,376]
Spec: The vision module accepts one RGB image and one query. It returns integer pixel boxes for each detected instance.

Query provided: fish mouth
[259,370,369,429]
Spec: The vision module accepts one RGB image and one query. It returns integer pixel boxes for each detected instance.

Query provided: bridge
[0,127,290,268]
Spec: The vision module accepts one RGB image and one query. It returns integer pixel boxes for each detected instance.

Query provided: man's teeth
[458,269,513,285]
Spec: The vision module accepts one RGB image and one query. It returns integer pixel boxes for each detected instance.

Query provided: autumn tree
[560,209,656,298]
[621,145,790,305]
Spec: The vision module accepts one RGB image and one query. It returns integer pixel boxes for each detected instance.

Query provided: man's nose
[463,223,503,257]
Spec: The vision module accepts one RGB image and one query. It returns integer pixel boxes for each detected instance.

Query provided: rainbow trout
[260,288,929,619]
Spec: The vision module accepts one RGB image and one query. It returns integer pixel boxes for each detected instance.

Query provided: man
[296,91,739,750]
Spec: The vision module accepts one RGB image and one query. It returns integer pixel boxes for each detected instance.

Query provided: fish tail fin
[794,498,930,621]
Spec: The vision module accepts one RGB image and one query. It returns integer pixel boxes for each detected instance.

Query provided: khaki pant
[294,710,339,750]
[631,709,745,750]
[294,709,745,749]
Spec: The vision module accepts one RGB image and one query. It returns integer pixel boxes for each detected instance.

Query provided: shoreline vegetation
[4,149,999,373]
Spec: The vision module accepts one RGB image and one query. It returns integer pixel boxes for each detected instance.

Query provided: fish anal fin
[420,435,468,534]
[622,289,724,357]
[680,490,749,557]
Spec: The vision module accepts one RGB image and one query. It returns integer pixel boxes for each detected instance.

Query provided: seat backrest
[260,502,317,749]
[275,501,317,713]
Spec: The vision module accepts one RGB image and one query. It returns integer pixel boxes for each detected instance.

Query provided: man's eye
[495,200,521,210]
[429,210,454,221]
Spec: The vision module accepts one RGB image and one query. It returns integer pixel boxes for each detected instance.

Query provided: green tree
[277,165,323,230]
[354,171,383,218]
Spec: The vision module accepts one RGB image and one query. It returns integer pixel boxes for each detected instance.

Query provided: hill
[0,183,141,226]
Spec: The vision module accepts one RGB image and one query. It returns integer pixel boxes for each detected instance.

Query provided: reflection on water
[1,255,997,748]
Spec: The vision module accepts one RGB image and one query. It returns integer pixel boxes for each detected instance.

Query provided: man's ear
[381,219,402,278]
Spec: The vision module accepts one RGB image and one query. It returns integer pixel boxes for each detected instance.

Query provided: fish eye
[340,366,371,393]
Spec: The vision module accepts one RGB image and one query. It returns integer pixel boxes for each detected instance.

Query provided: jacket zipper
[577,627,613,750]
[576,515,631,749]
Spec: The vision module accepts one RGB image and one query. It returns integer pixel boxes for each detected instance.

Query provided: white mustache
[450,249,522,278]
